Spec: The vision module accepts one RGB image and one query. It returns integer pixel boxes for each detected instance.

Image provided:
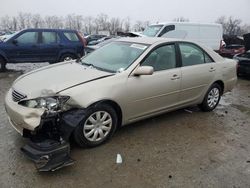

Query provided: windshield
[82,41,148,73]
[142,25,163,37]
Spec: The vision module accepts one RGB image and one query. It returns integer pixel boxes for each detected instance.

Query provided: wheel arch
[57,51,77,62]
[213,80,224,93]
[89,100,123,127]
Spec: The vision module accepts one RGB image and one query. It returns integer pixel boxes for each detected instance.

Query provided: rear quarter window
[63,32,79,42]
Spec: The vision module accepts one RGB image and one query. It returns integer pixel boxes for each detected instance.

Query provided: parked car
[88,36,113,46]
[84,34,107,44]
[142,22,223,51]
[5,37,237,171]
[85,37,119,54]
[219,44,245,58]
[0,28,85,71]
[233,50,250,76]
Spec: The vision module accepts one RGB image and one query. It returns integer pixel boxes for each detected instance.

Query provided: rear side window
[16,32,38,44]
[179,43,213,67]
[64,32,79,42]
[42,32,59,44]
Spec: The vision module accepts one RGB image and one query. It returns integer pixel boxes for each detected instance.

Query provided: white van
[142,22,223,51]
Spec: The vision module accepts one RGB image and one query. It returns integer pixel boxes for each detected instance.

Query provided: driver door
[7,31,40,62]
[125,43,181,121]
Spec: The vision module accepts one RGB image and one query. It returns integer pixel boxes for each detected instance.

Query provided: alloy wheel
[83,111,112,142]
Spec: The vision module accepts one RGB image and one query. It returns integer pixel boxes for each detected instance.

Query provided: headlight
[18,96,70,111]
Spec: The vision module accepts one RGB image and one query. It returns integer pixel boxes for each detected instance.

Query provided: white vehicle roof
[150,22,222,27]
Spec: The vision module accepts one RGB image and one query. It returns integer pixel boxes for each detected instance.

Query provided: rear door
[63,31,84,57]
[126,43,182,120]
[178,42,216,104]
[7,31,40,62]
[39,31,61,62]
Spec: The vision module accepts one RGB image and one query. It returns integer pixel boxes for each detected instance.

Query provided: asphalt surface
[0,63,250,188]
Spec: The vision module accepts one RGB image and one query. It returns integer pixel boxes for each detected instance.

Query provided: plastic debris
[116,154,122,164]
[184,109,193,113]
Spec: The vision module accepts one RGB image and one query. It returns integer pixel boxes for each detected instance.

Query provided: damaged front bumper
[22,109,87,171]
[21,139,74,171]
[5,89,87,171]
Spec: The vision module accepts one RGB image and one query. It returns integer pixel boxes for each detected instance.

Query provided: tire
[59,53,76,62]
[199,83,222,112]
[73,104,118,148]
[0,57,7,72]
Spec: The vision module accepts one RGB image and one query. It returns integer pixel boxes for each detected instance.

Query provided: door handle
[171,74,180,80]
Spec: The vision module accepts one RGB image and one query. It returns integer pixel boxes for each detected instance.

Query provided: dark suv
[0,29,85,71]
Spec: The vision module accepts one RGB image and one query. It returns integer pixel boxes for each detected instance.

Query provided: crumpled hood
[12,61,113,98]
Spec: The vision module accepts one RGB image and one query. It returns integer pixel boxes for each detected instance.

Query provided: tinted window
[142,25,164,37]
[142,44,176,71]
[158,25,175,37]
[64,32,79,42]
[16,32,38,44]
[42,32,59,44]
[179,43,213,66]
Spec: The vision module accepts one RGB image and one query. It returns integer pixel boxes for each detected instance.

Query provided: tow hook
[21,138,74,171]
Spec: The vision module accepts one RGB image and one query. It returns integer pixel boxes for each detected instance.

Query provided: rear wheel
[199,83,222,112]
[59,54,76,62]
[0,57,6,72]
[73,104,118,148]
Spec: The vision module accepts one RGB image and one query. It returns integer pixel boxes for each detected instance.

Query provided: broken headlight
[18,96,70,112]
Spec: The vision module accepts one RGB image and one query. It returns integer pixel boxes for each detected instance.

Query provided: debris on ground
[116,154,122,164]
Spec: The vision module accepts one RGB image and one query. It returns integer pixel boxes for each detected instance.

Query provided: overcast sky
[1,0,250,24]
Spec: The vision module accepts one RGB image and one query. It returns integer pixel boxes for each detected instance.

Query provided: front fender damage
[21,108,86,171]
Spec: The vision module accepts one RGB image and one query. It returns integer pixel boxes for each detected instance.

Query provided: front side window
[141,44,176,71]
[64,32,79,42]
[16,32,38,44]
[82,42,148,72]
[179,43,213,67]
[158,25,175,37]
[42,32,59,44]
[142,25,164,37]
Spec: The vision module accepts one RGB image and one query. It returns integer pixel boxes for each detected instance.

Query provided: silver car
[5,37,237,148]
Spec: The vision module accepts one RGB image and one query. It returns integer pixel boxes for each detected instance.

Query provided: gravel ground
[0,64,250,188]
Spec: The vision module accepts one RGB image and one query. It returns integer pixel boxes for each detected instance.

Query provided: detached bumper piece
[21,139,74,171]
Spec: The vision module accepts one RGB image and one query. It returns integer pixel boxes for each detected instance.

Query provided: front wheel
[199,83,222,112]
[73,104,118,148]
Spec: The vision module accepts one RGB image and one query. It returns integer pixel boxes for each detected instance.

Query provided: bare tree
[173,17,189,22]
[0,16,12,30]
[123,17,131,32]
[109,17,122,35]
[83,16,94,34]
[44,15,63,29]
[133,20,150,32]
[216,16,245,35]
[31,14,43,28]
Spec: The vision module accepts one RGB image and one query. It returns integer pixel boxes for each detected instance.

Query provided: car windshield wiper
[81,61,115,73]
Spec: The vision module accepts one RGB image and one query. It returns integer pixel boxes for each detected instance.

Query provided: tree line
[0,12,249,36]
[0,12,150,35]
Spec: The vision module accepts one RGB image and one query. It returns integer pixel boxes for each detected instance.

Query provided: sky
[1,0,250,24]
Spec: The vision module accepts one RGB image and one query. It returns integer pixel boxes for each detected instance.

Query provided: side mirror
[12,39,18,45]
[133,66,154,76]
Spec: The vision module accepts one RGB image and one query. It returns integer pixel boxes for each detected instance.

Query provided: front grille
[12,89,27,102]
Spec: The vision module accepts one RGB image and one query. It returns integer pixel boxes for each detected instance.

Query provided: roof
[21,28,78,32]
[150,22,222,27]
[117,37,187,45]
